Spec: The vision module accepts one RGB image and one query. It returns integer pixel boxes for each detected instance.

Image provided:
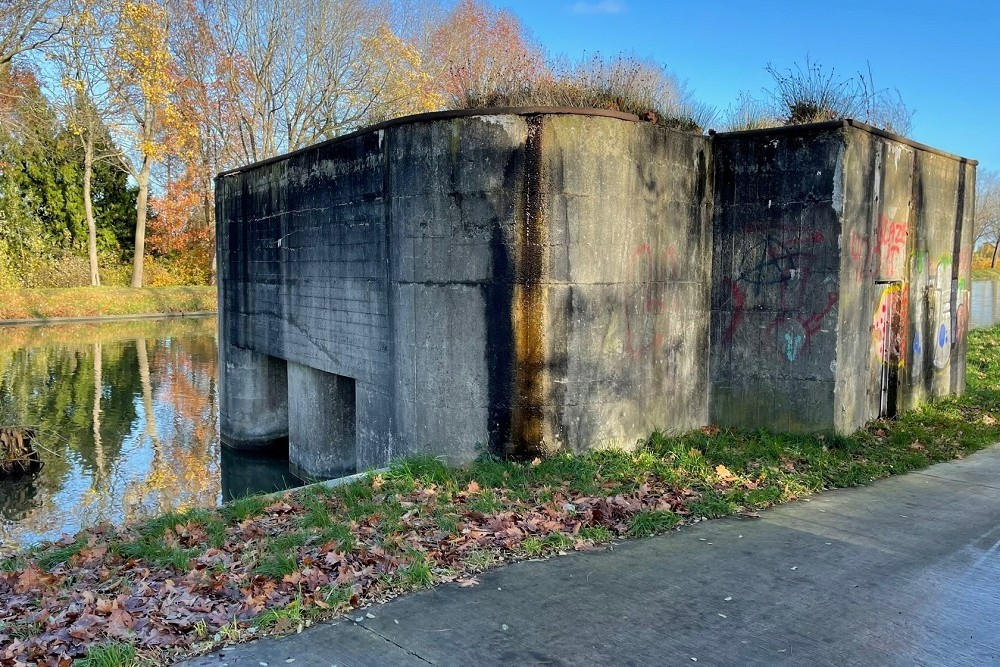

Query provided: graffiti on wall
[721,227,837,363]
[958,247,972,290]
[956,291,969,345]
[849,230,870,280]
[871,283,907,366]
[623,243,684,362]
[911,292,925,382]
[768,291,839,362]
[878,215,907,278]
[735,232,823,289]
[933,293,952,370]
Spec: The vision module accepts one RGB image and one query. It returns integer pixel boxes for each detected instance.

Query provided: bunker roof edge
[214,107,643,180]
[217,110,977,181]
[713,118,977,166]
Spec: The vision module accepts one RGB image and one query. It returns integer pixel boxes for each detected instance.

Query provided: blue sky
[496,0,999,173]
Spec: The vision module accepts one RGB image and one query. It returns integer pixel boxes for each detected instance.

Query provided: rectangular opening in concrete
[876,280,904,419]
[287,363,358,480]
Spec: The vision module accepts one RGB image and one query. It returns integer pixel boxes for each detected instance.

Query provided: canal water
[0,317,303,552]
[3,281,1000,552]
[971,280,1000,330]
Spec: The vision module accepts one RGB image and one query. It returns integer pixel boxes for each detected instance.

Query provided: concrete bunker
[216,109,974,479]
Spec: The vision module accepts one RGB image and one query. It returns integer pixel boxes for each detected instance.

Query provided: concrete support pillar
[219,342,289,450]
[287,362,357,480]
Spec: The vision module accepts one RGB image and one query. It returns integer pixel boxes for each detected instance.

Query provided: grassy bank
[972,267,1000,281]
[0,287,217,321]
[4,326,1000,665]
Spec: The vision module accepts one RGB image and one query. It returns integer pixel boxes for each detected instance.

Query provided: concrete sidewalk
[181,448,1000,667]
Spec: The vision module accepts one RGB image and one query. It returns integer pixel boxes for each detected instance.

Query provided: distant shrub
[145,251,213,287]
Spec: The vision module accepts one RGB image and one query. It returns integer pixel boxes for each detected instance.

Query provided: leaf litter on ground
[3,324,1000,666]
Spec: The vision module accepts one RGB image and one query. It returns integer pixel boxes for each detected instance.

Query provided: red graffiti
[959,247,971,284]
[766,291,840,362]
[849,229,869,279]
[798,291,839,339]
[722,279,745,344]
[877,215,907,277]
[624,243,682,359]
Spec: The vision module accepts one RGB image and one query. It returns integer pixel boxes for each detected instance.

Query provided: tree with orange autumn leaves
[3,0,681,287]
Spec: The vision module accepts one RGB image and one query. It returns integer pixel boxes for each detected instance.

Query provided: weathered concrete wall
[838,126,974,426]
[711,121,975,434]
[219,111,974,476]
[217,129,391,472]
[218,111,713,474]
[710,125,844,433]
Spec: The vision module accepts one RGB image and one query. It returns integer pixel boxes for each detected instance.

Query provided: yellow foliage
[110,0,177,160]
[362,25,444,120]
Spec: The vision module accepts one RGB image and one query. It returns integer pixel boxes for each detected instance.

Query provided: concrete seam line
[912,471,1000,491]
[356,623,437,665]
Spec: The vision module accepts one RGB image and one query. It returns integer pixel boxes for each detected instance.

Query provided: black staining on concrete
[511,115,548,459]
[485,193,515,457]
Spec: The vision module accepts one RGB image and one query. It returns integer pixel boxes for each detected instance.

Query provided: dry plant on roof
[763,58,913,134]
[720,91,783,132]
[446,50,716,133]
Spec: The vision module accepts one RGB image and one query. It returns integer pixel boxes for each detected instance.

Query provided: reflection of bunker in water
[220,447,304,501]
[216,109,975,480]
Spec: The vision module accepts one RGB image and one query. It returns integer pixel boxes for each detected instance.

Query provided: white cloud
[571,1,627,15]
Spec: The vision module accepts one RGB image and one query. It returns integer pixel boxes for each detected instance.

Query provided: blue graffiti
[938,323,949,348]
[913,332,922,356]
[784,332,804,361]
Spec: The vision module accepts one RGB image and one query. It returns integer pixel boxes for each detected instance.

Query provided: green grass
[300,493,335,530]
[36,539,88,571]
[75,641,139,667]
[0,286,216,320]
[318,523,355,550]
[254,598,307,632]
[579,526,615,542]
[399,554,434,588]
[12,324,1000,664]
[466,549,501,571]
[254,551,298,579]
[111,538,193,571]
[972,267,1000,281]
[628,510,681,537]
[221,495,269,523]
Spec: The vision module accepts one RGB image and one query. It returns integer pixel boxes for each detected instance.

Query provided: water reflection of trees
[0,318,220,549]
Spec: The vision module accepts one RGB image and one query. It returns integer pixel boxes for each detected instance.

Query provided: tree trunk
[83,135,100,286]
[130,156,151,288]
[93,341,103,485]
[992,237,999,269]
[201,154,218,285]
